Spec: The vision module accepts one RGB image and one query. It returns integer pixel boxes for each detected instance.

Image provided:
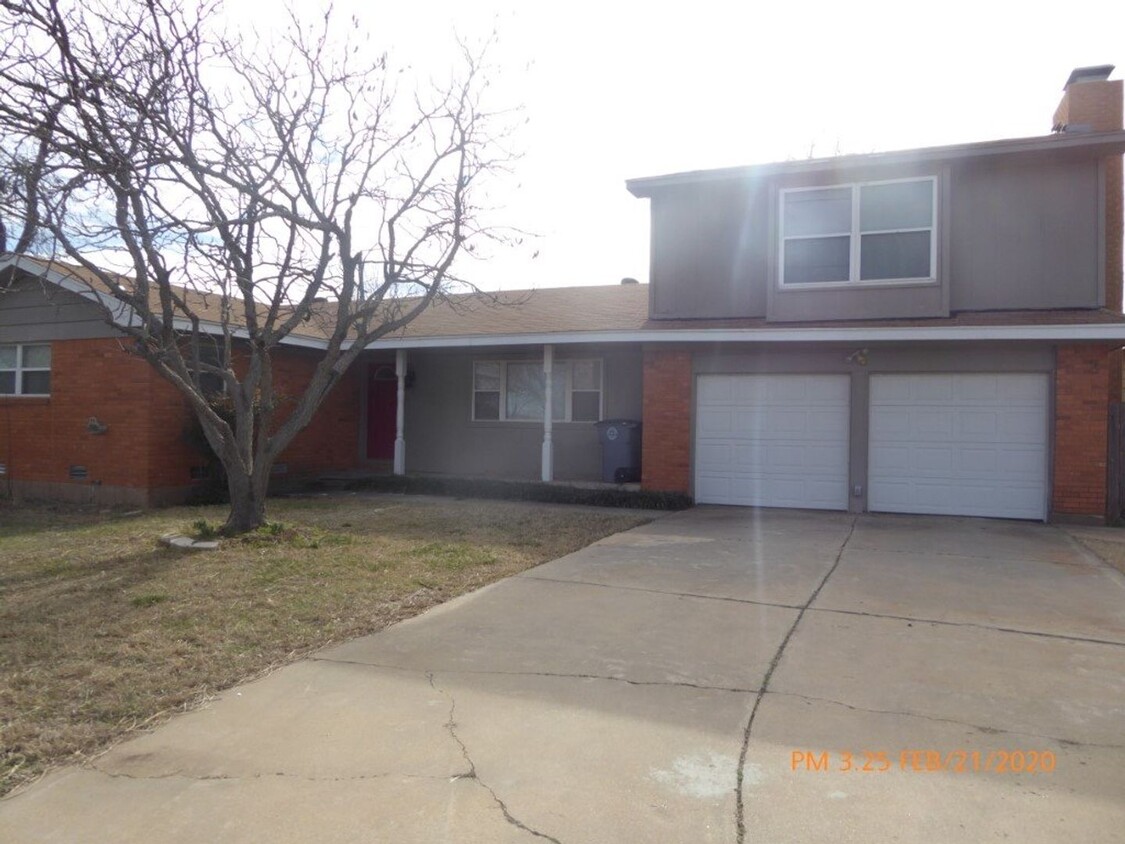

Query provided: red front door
[366,366,398,460]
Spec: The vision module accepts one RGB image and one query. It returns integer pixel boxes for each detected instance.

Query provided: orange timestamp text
[790,749,1057,774]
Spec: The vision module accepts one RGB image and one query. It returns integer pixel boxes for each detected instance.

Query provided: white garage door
[868,373,1049,520]
[695,374,850,510]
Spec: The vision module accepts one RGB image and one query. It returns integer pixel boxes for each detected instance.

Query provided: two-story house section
[626,66,1125,522]
[3,66,1124,522]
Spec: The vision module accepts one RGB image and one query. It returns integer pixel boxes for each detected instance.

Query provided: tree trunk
[223,469,269,534]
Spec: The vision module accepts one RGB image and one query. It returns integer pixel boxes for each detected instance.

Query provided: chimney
[1053,66,1123,313]
[1052,65,1121,133]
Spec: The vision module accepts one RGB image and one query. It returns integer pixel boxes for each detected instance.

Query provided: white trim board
[361,323,1125,350]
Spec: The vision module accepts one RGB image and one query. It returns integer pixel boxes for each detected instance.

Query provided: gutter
[360,323,1125,350]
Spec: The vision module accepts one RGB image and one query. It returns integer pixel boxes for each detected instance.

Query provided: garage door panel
[695,375,850,510]
[696,408,734,435]
[697,377,734,403]
[872,480,1047,519]
[958,411,999,437]
[869,373,1048,520]
[695,441,732,469]
[1002,410,1047,441]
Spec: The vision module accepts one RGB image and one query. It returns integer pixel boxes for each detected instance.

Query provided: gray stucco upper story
[629,132,1125,323]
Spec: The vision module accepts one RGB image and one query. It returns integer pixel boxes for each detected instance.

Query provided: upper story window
[473,359,603,422]
[780,177,936,286]
[0,344,51,396]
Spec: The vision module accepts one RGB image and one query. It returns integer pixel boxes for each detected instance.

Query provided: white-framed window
[472,359,603,422]
[779,177,937,287]
[0,343,51,396]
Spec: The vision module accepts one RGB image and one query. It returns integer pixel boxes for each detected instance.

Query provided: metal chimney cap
[1064,65,1115,89]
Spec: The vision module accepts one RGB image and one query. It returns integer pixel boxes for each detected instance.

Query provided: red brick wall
[267,350,361,476]
[0,338,204,504]
[1052,344,1118,519]
[641,347,692,494]
[0,337,361,505]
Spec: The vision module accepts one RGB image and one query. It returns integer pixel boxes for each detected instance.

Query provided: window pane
[783,187,851,236]
[0,346,15,368]
[0,372,14,394]
[22,371,50,395]
[572,360,600,391]
[506,363,544,420]
[473,391,500,420]
[572,391,600,422]
[473,361,500,391]
[860,181,933,232]
[860,231,932,280]
[783,236,850,284]
[21,344,51,369]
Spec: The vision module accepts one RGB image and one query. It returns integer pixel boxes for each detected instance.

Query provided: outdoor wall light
[845,348,869,366]
[86,416,109,435]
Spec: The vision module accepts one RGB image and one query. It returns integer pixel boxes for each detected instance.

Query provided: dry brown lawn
[0,493,651,796]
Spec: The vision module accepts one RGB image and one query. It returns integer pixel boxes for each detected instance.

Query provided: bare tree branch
[0,0,516,532]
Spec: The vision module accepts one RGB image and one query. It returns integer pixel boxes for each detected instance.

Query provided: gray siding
[0,276,119,342]
[949,159,1102,310]
[650,183,768,318]
[693,342,1056,515]
[398,345,643,482]
[646,153,1106,321]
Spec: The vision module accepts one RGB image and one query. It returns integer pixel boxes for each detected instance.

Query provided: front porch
[355,344,644,487]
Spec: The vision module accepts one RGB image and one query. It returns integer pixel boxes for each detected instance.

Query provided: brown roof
[10,255,329,341]
[8,255,1125,345]
[385,284,651,338]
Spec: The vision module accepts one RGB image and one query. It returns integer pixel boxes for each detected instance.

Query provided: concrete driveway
[3,508,1125,843]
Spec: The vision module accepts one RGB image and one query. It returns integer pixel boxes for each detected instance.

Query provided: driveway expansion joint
[804,606,1125,648]
[736,516,858,844]
[763,691,1125,750]
[310,656,759,695]
[427,672,563,844]
[517,574,803,611]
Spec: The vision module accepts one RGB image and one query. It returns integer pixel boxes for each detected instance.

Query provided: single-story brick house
[3,66,1125,522]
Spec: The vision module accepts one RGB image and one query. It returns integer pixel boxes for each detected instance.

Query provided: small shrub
[192,519,221,540]
[339,475,693,510]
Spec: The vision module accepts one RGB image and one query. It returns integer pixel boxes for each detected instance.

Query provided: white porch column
[393,349,407,476]
[541,344,554,482]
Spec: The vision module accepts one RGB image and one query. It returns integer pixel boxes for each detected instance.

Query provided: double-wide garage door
[694,373,1049,520]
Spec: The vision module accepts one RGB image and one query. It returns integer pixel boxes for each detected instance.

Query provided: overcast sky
[273,0,1125,291]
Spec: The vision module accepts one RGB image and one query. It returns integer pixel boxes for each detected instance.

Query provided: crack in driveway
[427,673,562,844]
[736,516,858,844]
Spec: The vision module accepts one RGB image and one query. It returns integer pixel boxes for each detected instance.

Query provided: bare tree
[0,0,512,532]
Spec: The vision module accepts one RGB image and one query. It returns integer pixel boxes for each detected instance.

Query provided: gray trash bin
[595,419,642,483]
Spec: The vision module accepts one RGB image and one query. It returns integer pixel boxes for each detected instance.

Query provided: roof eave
[360,323,1125,350]
[626,130,1125,197]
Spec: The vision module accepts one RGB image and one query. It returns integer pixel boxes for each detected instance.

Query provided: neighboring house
[2,66,1124,522]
